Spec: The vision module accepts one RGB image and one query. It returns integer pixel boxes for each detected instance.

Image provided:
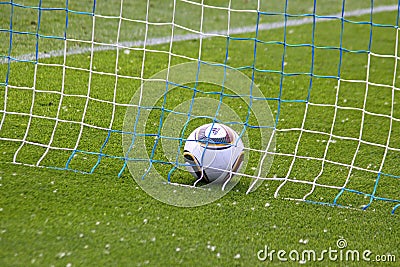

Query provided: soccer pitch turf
[1,1,400,266]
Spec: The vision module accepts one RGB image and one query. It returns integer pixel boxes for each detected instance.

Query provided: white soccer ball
[183,123,244,183]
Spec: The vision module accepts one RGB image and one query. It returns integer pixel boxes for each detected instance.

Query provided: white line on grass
[0,4,398,64]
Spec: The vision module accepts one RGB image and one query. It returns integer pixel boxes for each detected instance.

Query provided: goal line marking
[0,4,397,64]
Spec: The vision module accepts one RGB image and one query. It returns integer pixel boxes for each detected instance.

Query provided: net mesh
[0,0,399,213]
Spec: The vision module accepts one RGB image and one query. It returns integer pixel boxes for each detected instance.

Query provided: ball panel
[204,124,227,139]
[197,123,233,149]
[232,152,244,173]
[183,150,209,182]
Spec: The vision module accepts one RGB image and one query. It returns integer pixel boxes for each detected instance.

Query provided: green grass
[0,163,399,266]
[1,1,400,266]
[0,0,397,56]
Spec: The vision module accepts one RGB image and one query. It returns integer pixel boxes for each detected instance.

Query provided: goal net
[1,0,399,212]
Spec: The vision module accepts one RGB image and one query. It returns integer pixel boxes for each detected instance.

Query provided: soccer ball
[183,123,244,183]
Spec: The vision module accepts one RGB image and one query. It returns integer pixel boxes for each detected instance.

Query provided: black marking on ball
[183,150,209,182]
